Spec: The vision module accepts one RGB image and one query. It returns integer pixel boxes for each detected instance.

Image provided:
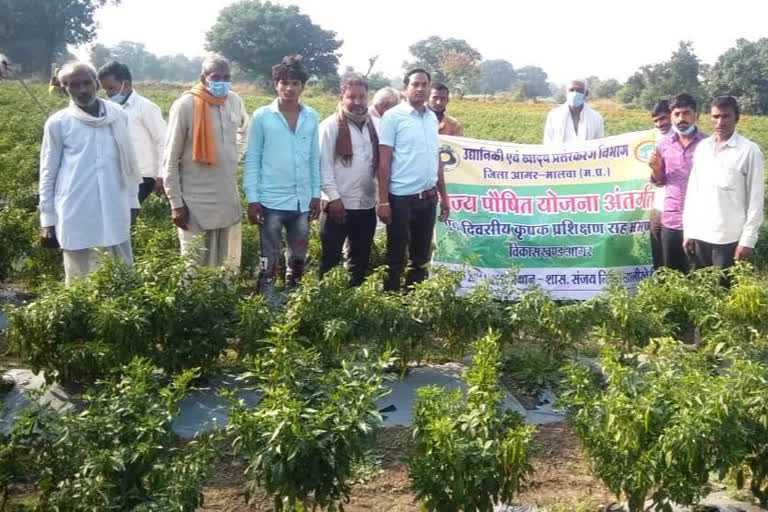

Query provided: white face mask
[566,91,585,108]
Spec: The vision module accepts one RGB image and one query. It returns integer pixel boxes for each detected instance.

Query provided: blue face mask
[207,81,231,98]
[566,91,585,108]
[108,82,128,104]
[109,92,127,104]
[672,123,696,136]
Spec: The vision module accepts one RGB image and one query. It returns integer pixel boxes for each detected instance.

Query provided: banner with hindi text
[433,130,659,300]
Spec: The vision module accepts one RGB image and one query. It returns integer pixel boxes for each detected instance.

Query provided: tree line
[3,0,768,112]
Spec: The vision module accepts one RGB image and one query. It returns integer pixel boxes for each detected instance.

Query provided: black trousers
[691,239,738,270]
[384,193,437,292]
[138,177,156,204]
[649,209,663,270]
[319,207,377,286]
[661,226,688,272]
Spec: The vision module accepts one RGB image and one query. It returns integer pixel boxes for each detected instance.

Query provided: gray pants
[178,214,242,271]
[63,240,133,284]
[691,239,738,270]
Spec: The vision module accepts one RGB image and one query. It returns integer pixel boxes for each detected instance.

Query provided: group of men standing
[647,94,764,274]
[38,62,764,292]
[39,55,465,295]
[541,78,765,274]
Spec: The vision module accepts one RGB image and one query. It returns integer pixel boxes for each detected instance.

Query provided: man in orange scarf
[163,55,250,270]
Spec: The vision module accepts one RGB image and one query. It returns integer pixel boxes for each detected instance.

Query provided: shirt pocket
[222,109,240,158]
[296,134,311,160]
[715,160,743,191]
[396,121,418,153]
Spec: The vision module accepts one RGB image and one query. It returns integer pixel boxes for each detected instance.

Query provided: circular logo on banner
[634,140,656,163]
[439,144,461,172]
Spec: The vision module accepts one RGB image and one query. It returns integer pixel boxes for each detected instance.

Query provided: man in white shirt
[543,79,604,144]
[319,74,379,286]
[39,62,141,283]
[98,61,167,207]
[683,96,765,271]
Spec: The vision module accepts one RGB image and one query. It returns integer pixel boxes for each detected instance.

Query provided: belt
[392,187,438,200]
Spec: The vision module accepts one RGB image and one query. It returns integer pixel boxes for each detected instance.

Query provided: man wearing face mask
[98,61,167,207]
[649,94,707,272]
[163,54,250,270]
[39,62,141,283]
[648,100,672,271]
[543,79,604,144]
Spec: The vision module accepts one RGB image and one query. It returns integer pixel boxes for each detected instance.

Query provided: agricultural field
[3,82,768,511]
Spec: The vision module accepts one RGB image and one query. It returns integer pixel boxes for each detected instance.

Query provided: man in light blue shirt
[244,55,321,299]
[377,68,450,292]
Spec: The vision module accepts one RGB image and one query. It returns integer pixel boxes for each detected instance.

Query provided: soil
[197,422,615,511]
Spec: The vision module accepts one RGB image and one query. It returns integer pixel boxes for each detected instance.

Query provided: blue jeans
[258,207,310,297]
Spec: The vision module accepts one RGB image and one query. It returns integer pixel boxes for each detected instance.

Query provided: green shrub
[408,331,535,512]
[10,251,239,383]
[559,340,749,512]
[237,293,274,356]
[228,323,390,511]
[21,358,219,511]
[591,273,670,350]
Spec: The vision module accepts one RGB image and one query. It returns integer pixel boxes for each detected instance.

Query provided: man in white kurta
[543,79,604,144]
[163,55,249,270]
[39,63,141,284]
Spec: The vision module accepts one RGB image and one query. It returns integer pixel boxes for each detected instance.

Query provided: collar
[121,89,137,107]
[403,101,429,116]
[722,131,740,148]
[269,98,303,114]
[707,131,740,149]
[670,129,706,145]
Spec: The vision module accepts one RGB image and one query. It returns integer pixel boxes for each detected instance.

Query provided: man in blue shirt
[377,68,450,292]
[244,55,321,299]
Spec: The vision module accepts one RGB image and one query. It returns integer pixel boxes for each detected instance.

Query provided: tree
[205,0,342,84]
[403,36,481,84]
[89,43,112,69]
[439,50,479,96]
[0,0,120,75]
[594,79,621,99]
[89,41,203,82]
[708,38,768,115]
[585,75,602,95]
[617,41,707,109]
[474,59,516,94]
[367,72,392,92]
[615,71,645,104]
[516,65,550,99]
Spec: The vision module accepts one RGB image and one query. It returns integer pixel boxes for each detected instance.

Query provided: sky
[76,0,768,85]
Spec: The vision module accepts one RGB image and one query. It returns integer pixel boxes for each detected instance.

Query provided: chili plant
[21,358,219,511]
[228,323,391,511]
[408,330,535,512]
[559,339,747,512]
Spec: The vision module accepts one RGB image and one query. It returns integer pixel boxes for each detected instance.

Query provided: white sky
[75,0,768,85]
